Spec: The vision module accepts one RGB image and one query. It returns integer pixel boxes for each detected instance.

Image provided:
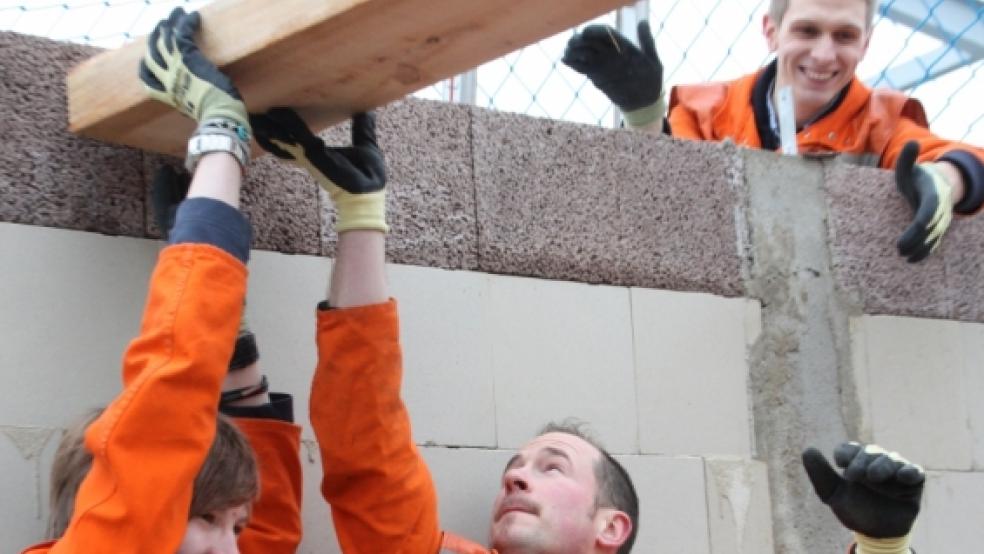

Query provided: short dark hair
[539,420,639,553]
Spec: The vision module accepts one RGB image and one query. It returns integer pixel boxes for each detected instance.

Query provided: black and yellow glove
[250,108,387,233]
[139,7,249,135]
[895,141,954,263]
[803,442,924,554]
[562,21,665,128]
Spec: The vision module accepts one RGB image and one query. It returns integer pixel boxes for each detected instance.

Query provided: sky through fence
[1,0,980,143]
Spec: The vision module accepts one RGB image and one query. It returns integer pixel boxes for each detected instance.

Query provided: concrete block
[390,265,496,447]
[0,32,144,236]
[472,108,744,296]
[0,425,59,551]
[488,274,637,452]
[960,321,984,469]
[422,446,513,547]
[321,99,478,271]
[851,315,973,469]
[632,288,754,456]
[0,223,157,428]
[704,457,774,554]
[617,455,711,553]
[911,470,984,552]
[824,161,951,319]
[297,437,339,552]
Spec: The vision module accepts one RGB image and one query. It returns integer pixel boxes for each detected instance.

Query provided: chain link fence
[1,0,980,143]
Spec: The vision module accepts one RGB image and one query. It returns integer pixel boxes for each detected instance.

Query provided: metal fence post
[613,0,651,127]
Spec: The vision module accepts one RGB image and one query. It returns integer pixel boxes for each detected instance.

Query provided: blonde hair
[47,410,258,538]
[769,0,878,28]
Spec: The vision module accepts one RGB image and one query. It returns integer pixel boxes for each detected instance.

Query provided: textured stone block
[851,315,973,470]
[704,458,774,554]
[824,160,955,319]
[472,108,744,296]
[632,288,755,456]
[488,274,637,452]
[942,213,984,322]
[390,264,496,447]
[0,32,144,236]
[321,99,478,271]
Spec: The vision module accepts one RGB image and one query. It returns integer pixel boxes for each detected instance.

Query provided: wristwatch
[185,130,250,173]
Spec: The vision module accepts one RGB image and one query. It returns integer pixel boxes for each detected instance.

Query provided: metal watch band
[185,130,250,173]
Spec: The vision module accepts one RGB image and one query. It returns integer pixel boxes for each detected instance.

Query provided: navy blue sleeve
[169,197,252,263]
[939,150,984,215]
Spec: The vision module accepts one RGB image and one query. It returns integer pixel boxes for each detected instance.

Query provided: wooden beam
[67,0,630,157]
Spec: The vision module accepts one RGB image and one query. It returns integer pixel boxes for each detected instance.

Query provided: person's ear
[763,14,779,52]
[596,509,633,550]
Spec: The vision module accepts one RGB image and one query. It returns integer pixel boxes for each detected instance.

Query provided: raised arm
[563,20,667,133]
[803,442,925,554]
[250,108,442,552]
[43,8,254,552]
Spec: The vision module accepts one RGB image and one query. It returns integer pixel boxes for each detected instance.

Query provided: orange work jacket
[310,300,495,554]
[668,65,984,174]
[22,244,246,554]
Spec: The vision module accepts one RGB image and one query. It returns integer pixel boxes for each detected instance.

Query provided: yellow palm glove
[896,141,954,263]
[855,532,912,554]
[138,7,250,134]
[250,108,387,233]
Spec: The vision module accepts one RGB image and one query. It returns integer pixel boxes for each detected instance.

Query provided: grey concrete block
[824,160,951,318]
[0,32,145,236]
[321,99,478,271]
[472,108,744,296]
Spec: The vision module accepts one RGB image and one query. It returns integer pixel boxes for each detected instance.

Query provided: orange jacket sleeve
[28,244,246,554]
[309,300,443,554]
[235,417,304,554]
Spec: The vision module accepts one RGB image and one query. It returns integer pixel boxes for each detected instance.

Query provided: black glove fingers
[865,453,901,484]
[637,20,659,62]
[833,441,863,468]
[249,113,297,159]
[844,447,875,482]
[138,62,166,92]
[895,140,920,209]
[266,107,319,144]
[903,233,937,263]
[897,463,926,486]
[802,448,843,502]
[145,20,168,70]
[351,112,379,150]
[578,25,626,55]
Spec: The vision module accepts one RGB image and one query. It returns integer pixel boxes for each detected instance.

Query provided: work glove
[895,141,954,263]
[250,108,388,233]
[139,7,250,135]
[803,442,924,554]
[562,21,665,128]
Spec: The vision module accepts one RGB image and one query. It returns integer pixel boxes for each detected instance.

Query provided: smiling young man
[564,0,984,262]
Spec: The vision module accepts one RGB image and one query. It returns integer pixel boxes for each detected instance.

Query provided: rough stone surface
[824,160,954,318]
[0,32,145,237]
[472,108,745,296]
[942,213,984,322]
[321,99,478,271]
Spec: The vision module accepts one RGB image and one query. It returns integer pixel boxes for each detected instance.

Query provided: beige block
[0,224,158,428]
[911,471,984,552]
[960,322,984,469]
[704,457,775,554]
[1,425,60,551]
[632,288,754,456]
[851,315,973,469]
[297,437,340,553]
[617,455,711,553]
[390,265,496,447]
[422,446,513,546]
[489,275,637,452]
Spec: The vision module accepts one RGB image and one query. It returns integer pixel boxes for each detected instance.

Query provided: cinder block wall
[2,31,982,553]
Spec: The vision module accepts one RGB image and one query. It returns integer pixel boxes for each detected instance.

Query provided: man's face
[763,0,871,121]
[489,432,606,553]
[176,503,249,554]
